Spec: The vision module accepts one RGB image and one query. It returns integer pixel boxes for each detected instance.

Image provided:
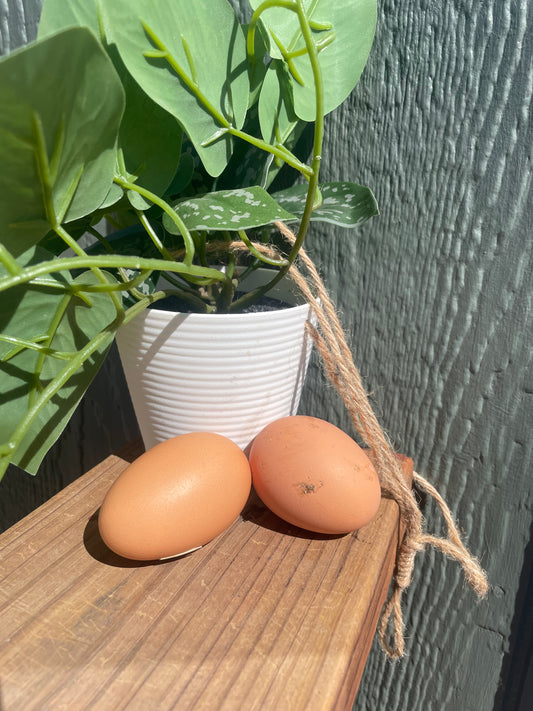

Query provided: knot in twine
[239,224,489,659]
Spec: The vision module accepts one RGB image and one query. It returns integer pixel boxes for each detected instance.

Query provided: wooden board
[0,448,412,711]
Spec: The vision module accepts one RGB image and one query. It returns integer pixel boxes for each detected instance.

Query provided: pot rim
[149,267,312,318]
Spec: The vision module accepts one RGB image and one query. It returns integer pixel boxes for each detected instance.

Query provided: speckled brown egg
[249,416,381,534]
[98,432,252,560]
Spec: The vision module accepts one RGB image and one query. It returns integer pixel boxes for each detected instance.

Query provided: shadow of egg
[83,509,201,568]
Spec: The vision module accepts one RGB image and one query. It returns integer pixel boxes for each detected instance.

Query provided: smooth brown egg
[249,416,381,534]
[98,432,252,560]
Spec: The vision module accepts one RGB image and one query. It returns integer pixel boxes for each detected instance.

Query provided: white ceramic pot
[116,270,315,451]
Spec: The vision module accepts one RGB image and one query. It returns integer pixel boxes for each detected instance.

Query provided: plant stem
[0,245,22,276]
[154,276,213,312]
[288,0,325,259]
[137,211,175,262]
[121,289,214,324]
[104,213,123,231]
[85,226,153,301]
[0,256,226,293]
[72,270,154,293]
[113,175,196,265]
[53,223,123,315]
[237,230,288,267]
[86,226,115,254]
[0,335,74,362]
[226,128,313,178]
[231,0,325,311]
[247,0,298,58]
[29,111,123,314]
[29,294,72,409]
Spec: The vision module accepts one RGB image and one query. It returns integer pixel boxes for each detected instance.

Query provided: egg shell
[249,416,381,534]
[98,432,252,560]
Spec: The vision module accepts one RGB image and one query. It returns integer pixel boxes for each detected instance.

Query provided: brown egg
[98,432,251,560]
[249,416,381,534]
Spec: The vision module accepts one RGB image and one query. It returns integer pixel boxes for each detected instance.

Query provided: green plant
[0,0,378,480]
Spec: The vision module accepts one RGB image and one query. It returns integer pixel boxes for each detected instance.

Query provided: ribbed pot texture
[116,273,315,451]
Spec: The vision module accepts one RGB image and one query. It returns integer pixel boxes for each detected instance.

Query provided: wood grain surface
[0,450,412,711]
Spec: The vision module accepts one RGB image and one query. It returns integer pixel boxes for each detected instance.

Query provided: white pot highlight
[116,270,315,451]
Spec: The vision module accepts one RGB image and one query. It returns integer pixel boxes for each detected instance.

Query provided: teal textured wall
[1,2,532,709]
[296,2,533,709]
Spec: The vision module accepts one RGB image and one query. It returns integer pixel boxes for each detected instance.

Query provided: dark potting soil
[149,292,292,314]
[233,292,292,313]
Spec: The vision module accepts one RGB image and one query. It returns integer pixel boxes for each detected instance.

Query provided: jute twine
[193,226,489,658]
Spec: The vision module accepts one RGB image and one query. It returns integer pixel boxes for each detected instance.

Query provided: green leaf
[214,103,307,191]
[250,0,377,121]
[101,0,250,178]
[99,183,125,211]
[245,21,269,108]
[163,187,296,233]
[0,248,119,475]
[85,223,179,307]
[110,46,184,211]
[38,0,102,39]
[38,0,184,212]
[164,153,196,198]
[0,27,124,257]
[258,59,298,145]
[273,182,379,227]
